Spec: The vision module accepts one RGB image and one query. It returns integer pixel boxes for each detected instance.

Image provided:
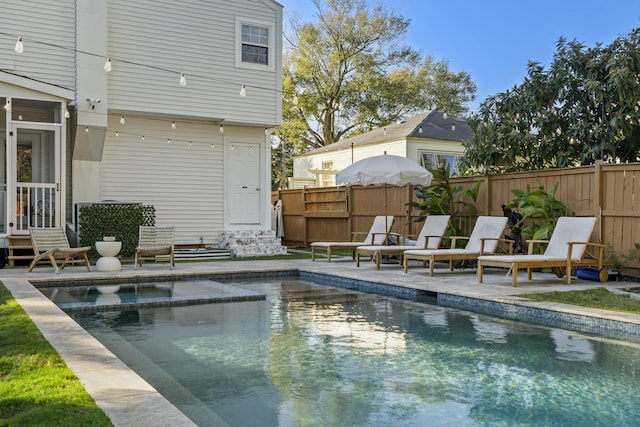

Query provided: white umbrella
[336,154,433,187]
[336,154,433,235]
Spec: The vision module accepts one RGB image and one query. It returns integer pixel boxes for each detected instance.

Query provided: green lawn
[0,283,112,426]
[519,287,640,315]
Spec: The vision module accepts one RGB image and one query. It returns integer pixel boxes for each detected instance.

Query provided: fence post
[484,173,492,215]
[593,160,603,242]
[405,183,412,235]
[302,187,308,246]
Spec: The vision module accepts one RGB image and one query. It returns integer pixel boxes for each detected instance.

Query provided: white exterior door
[228,142,260,224]
[10,123,61,233]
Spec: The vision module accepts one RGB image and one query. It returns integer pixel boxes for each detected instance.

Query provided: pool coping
[4,258,640,425]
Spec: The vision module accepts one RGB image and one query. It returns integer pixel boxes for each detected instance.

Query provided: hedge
[79,204,155,259]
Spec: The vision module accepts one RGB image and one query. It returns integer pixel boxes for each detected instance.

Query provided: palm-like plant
[506,183,568,242]
[410,165,480,239]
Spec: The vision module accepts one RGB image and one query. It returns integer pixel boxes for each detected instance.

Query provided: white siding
[100,115,224,245]
[294,141,403,182]
[107,0,282,126]
[0,0,75,90]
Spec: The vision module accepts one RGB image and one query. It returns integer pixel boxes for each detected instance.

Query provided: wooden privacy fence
[273,161,640,271]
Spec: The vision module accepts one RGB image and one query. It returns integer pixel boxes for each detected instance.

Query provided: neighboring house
[291,111,472,188]
[0,0,284,256]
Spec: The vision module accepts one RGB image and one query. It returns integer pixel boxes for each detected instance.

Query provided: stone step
[231,244,288,258]
[219,229,287,258]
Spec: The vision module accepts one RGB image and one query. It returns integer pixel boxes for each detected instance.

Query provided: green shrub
[409,165,481,238]
[79,204,155,258]
[505,183,569,241]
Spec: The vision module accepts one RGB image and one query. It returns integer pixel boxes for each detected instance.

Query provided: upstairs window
[236,17,274,72]
[242,25,269,65]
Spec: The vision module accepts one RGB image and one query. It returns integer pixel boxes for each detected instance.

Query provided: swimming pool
[54,277,640,426]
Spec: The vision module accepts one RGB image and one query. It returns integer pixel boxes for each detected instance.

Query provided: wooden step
[8,255,35,261]
[9,245,33,250]
[8,235,35,267]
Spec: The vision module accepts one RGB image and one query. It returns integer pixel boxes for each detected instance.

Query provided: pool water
[66,278,640,426]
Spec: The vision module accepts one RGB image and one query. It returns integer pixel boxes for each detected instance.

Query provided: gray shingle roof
[300,111,471,156]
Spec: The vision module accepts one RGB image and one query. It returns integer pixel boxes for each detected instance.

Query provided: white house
[0,0,284,256]
[291,111,471,188]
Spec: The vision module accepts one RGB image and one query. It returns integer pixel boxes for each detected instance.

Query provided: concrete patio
[3,256,640,426]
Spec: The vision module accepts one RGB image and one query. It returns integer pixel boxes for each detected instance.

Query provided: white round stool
[95,240,122,272]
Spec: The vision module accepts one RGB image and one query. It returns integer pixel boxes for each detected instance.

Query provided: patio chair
[355,215,450,269]
[403,216,511,276]
[135,226,175,269]
[477,216,607,287]
[28,227,91,274]
[311,216,394,262]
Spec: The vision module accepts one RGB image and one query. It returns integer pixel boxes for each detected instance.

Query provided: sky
[277,0,640,112]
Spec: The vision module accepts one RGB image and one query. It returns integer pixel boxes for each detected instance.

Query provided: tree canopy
[461,26,640,174]
[279,0,476,152]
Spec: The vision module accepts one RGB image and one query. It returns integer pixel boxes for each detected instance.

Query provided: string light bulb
[167,138,171,144]
[3,100,8,110]
[219,124,224,134]
[115,131,119,137]
[239,85,246,97]
[179,73,187,86]
[85,126,89,133]
[171,121,176,130]
[264,128,269,136]
[14,37,23,53]
[451,123,456,131]
[119,115,125,125]
[104,57,112,72]
[418,126,422,134]
[443,111,448,119]
[141,135,145,141]
[65,109,70,119]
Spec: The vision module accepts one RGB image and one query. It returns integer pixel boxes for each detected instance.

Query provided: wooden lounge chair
[311,215,394,262]
[403,216,511,276]
[356,215,451,269]
[28,227,91,274]
[135,226,175,269]
[477,216,607,287]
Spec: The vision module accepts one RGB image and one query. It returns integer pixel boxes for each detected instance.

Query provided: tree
[281,0,476,151]
[461,26,640,174]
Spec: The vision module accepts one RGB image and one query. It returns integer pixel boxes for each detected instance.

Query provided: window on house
[419,152,460,175]
[236,17,274,71]
[241,25,269,65]
[321,161,334,187]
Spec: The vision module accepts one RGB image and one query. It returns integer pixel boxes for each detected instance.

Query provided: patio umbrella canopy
[336,154,433,238]
[336,154,433,187]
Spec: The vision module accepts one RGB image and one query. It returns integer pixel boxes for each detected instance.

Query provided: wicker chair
[135,226,175,269]
[28,227,91,273]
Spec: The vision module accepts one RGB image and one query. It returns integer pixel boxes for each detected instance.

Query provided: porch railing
[15,183,57,231]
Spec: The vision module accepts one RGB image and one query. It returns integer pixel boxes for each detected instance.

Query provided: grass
[0,283,112,426]
[520,287,640,315]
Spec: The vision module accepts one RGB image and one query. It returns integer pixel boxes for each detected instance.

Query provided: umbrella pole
[384,184,388,245]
